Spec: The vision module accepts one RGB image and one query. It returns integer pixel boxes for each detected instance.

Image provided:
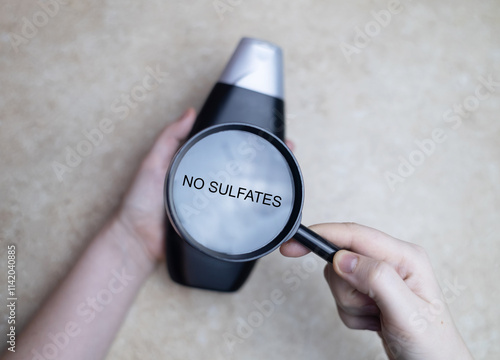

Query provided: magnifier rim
[165,123,304,262]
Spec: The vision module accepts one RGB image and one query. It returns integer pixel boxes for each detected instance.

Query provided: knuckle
[335,289,355,310]
[410,243,430,263]
[332,284,364,311]
[366,261,393,299]
[328,280,353,309]
[344,222,363,241]
[367,261,392,285]
[336,306,355,328]
[344,222,361,231]
[337,306,367,330]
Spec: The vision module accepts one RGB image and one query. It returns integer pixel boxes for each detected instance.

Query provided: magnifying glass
[165,123,341,263]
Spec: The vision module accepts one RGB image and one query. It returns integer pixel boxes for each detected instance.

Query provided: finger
[311,223,439,298]
[336,306,381,331]
[279,239,311,257]
[310,223,416,261]
[333,250,419,321]
[310,222,433,277]
[142,108,196,171]
[324,265,379,317]
[285,139,295,152]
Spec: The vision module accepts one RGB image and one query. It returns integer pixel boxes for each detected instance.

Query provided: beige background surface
[1,0,499,359]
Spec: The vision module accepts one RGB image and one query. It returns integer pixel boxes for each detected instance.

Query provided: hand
[116,108,196,264]
[114,108,292,266]
[280,223,472,360]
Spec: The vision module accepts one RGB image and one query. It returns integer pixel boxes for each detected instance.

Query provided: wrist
[101,216,158,279]
[408,321,473,360]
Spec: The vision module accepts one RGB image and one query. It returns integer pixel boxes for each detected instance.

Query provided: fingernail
[337,252,358,273]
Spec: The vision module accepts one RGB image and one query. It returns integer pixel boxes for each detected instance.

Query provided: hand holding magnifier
[165,123,341,263]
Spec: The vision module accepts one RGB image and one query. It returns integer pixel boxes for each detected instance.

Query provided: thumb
[141,108,196,171]
[333,250,419,322]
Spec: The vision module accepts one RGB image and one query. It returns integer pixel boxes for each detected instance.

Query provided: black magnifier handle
[294,224,341,263]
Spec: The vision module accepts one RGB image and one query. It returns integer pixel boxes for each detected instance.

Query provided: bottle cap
[219,37,284,100]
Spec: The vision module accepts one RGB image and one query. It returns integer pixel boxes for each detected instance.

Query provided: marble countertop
[1,0,499,359]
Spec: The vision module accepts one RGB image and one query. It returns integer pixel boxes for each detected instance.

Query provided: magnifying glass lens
[167,124,340,263]
[170,128,296,256]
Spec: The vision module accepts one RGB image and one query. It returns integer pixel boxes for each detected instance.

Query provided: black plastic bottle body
[166,82,285,292]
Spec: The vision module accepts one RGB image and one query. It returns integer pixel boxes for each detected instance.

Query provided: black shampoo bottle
[166,37,285,291]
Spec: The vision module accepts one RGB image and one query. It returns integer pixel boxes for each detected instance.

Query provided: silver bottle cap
[219,37,284,100]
